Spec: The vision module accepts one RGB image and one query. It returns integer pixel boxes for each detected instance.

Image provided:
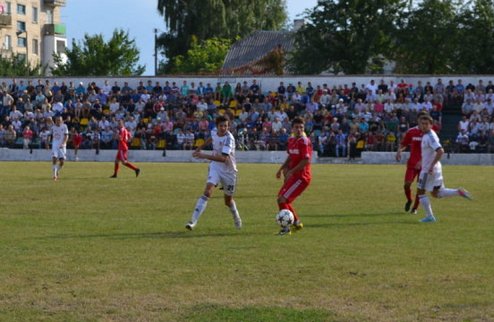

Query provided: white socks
[229,200,240,219]
[419,194,434,218]
[191,195,209,223]
[437,188,460,198]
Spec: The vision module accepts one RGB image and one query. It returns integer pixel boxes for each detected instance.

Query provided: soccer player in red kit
[276,117,312,235]
[395,113,428,214]
[110,119,140,178]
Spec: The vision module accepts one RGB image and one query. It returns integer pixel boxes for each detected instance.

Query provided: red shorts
[278,175,310,203]
[116,149,128,161]
[404,167,420,183]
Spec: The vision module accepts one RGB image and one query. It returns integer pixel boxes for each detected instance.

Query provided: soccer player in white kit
[50,116,69,181]
[416,114,472,223]
[186,115,242,230]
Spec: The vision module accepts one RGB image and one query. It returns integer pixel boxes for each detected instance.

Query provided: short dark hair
[417,111,430,119]
[291,116,304,126]
[216,115,229,126]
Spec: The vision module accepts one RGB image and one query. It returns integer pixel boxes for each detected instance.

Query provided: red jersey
[287,135,312,181]
[118,127,131,151]
[72,133,83,146]
[400,126,422,168]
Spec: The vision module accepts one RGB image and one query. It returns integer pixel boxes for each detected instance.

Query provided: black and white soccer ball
[276,209,294,228]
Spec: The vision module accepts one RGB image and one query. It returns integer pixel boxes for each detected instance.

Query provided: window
[56,40,66,54]
[32,7,38,23]
[16,4,26,15]
[4,35,12,50]
[46,9,53,24]
[17,37,27,48]
[17,21,26,32]
[5,2,11,14]
[32,39,39,55]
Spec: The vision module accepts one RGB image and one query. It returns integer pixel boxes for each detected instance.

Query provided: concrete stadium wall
[360,152,494,166]
[0,148,290,164]
[2,75,494,93]
[1,148,492,165]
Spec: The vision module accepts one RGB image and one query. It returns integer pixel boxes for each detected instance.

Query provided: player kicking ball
[185,116,242,230]
[275,117,312,235]
[416,114,472,223]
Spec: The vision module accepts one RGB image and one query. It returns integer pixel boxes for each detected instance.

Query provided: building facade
[0,0,66,72]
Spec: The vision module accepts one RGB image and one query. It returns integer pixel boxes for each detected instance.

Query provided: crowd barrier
[1,148,493,165]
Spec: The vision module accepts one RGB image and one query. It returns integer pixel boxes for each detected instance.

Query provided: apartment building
[0,0,66,72]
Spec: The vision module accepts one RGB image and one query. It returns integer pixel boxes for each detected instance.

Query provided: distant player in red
[71,127,83,161]
[395,112,429,214]
[110,119,140,178]
[276,117,312,235]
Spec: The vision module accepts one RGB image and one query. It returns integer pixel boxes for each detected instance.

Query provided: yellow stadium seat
[194,138,205,148]
[157,139,166,149]
[131,137,141,148]
[79,118,89,126]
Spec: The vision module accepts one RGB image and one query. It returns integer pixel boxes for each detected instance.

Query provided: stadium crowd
[1,77,494,157]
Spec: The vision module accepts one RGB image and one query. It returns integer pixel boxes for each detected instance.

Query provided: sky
[61,0,319,76]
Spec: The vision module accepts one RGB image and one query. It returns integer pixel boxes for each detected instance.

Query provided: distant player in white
[50,116,69,181]
[416,114,472,223]
[186,115,242,230]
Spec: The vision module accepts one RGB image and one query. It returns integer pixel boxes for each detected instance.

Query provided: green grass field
[0,161,493,321]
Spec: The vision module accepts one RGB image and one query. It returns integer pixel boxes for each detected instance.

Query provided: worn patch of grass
[0,161,493,321]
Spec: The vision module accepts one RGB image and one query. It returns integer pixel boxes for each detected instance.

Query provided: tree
[156,0,287,73]
[0,53,45,76]
[393,0,462,74]
[290,0,404,75]
[454,0,494,73]
[51,29,145,76]
[172,37,232,74]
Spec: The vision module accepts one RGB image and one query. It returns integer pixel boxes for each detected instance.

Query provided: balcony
[43,0,66,7]
[0,14,12,27]
[44,23,66,36]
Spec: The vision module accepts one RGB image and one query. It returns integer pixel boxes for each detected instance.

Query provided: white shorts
[52,146,67,160]
[418,170,444,192]
[207,165,237,196]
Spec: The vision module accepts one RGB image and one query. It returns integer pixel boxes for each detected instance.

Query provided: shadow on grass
[303,211,405,218]
[182,304,336,322]
[39,230,263,240]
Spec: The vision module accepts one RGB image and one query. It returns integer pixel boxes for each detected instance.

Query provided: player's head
[118,119,125,128]
[54,115,62,126]
[417,111,430,120]
[291,117,305,137]
[418,114,434,132]
[215,115,229,135]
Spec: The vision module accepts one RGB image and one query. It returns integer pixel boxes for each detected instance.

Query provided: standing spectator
[22,125,33,149]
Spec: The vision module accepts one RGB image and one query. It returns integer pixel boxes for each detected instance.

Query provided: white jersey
[51,124,69,147]
[421,129,442,174]
[210,129,237,173]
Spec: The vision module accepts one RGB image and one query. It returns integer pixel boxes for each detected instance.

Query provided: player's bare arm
[428,147,444,173]
[195,137,212,152]
[276,156,290,179]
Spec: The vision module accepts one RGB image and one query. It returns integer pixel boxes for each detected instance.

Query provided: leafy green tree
[290,0,404,74]
[156,0,287,73]
[0,53,45,76]
[393,0,461,74]
[52,29,145,76]
[454,0,494,73]
[172,37,232,74]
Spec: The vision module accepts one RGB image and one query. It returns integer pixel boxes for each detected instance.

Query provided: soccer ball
[276,209,294,227]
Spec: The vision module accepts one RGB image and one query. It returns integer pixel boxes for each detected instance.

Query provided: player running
[395,112,428,214]
[185,115,242,230]
[110,119,140,178]
[276,117,312,235]
[416,114,472,223]
[50,116,69,181]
